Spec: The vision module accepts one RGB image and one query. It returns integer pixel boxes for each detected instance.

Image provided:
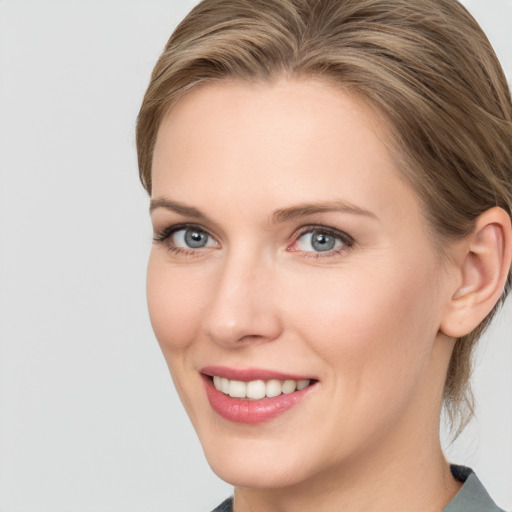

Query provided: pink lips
[201,366,317,424]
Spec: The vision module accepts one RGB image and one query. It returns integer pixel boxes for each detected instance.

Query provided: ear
[440,207,512,338]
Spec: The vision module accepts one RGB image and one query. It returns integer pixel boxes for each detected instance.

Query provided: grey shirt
[444,465,505,512]
[211,466,505,512]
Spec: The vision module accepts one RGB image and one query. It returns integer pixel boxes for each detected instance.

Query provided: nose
[203,250,283,348]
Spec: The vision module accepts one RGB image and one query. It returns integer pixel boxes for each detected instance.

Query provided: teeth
[282,379,297,394]
[228,380,246,398]
[220,377,229,394]
[297,379,310,390]
[247,380,266,400]
[266,379,282,398]
[212,376,311,399]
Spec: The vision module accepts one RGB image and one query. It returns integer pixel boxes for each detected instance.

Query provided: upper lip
[201,365,316,382]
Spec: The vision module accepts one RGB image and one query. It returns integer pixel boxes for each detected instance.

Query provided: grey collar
[442,465,505,512]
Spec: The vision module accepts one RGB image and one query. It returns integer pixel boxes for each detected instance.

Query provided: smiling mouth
[200,367,318,423]
[210,376,312,400]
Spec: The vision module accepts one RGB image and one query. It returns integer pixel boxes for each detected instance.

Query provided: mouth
[200,367,318,424]
[211,375,312,400]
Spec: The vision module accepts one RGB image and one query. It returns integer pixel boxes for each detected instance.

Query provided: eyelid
[153,223,220,254]
[153,222,353,257]
[153,222,213,241]
[292,225,354,244]
[288,224,355,255]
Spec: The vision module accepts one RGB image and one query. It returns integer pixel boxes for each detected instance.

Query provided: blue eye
[294,228,351,253]
[153,225,218,254]
[171,228,216,249]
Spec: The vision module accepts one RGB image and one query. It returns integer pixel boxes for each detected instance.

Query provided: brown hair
[136,0,512,434]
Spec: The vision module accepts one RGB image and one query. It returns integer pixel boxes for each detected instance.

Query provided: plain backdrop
[0,1,511,511]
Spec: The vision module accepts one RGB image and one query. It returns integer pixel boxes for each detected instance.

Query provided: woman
[136,0,512,510]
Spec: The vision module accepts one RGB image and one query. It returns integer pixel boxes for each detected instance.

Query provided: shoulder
[210,497,233,512]
[443,465,506,512]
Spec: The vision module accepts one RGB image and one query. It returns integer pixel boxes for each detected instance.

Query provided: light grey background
[0,1,510,511]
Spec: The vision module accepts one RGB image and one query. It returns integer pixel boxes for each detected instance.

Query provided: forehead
[155,78,392,149]
[151,78,422,227]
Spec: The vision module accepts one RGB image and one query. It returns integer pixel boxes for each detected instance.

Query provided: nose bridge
[203,245,281,347]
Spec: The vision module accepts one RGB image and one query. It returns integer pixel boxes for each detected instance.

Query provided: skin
[147,79,464,512]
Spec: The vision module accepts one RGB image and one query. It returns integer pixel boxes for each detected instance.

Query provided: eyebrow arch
[150,197,378,225]
[272,201,378,224]
[149,198,209,222]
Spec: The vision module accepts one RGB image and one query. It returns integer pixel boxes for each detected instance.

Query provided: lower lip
[202,375,317,424]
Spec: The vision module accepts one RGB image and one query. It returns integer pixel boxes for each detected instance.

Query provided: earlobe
[440,207,512,339]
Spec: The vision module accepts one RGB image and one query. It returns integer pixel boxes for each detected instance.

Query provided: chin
[206,451,309,489]
[197,425,331,490]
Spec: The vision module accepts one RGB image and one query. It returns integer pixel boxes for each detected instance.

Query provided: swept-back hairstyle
[136,0,512,435]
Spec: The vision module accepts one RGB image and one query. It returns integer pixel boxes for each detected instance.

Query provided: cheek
[285,255,442,384]
[146,252,206,353]
[280,260,443,451]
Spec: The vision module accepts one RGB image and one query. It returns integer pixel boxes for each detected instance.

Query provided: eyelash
[153,223,216,257]
[289,225,355,259]
[152,223,355,258]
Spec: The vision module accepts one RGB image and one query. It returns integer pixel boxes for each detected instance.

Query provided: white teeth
[246,380,266,400]
[266,379,282,398]
[212,376,311,399]
[281,379,297,394]
[228,380,246,398]
[297,379,310,391]
[220,377,230,394]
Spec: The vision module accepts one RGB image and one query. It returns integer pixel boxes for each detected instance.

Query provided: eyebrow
[149,198,209,221]
[149,197,377,224]
[271,201,378,224]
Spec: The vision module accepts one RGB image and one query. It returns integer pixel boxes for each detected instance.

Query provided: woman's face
[148,79,456,489]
